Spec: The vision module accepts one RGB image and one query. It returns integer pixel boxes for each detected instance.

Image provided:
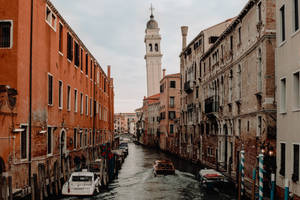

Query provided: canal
[62,143,236,200]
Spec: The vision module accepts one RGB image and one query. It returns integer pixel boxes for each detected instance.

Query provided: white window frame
[80,93,83,115]
[74,89,78,113]
[293,0,300,33]
[85,95,88,116]
[58,80,63,110]
[0,20,13,49]
[292,143,300,179]
[90,98,93,117]
[67,85,71,111]
[279,142,287,177]
[20,124,29,161]
[280,77,287,114]
[74,39,79,68]
[47,126,54,156]
[58,22,64,55]
[293,71,300,110]
[45,5,57,31]
[47,73,53,106]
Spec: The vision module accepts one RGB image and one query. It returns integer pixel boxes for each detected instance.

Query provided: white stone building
[276,0,300,198]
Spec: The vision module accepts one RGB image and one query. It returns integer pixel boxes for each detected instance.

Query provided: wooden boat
[153,160,175,176]
[62,170,100,196]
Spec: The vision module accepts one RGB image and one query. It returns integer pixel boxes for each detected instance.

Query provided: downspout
[92,64,96,160]
[29,0,34,186]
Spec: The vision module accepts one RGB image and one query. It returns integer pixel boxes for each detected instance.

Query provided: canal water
[62,143,236,200]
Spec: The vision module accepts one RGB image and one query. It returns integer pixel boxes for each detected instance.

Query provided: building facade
[114,113,137,135]
[276,0,300,198]
[159,71,181,152]
[144,10,162,97]
[0,0,114,196]
[180,0,277,196]
[179,19,233,161]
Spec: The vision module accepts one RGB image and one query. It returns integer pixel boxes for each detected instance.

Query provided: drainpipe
[29,0,34,186]
[92,63,96,160]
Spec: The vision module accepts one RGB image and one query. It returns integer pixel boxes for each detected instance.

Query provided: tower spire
[150,4,154,18]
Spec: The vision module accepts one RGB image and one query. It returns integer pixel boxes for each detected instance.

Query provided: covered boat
[62,170,100,196]
[197,169,227,190]
[153,160,175,176]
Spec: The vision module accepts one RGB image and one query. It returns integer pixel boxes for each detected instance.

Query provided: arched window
[149,44,153,52]
[155,43,158,51]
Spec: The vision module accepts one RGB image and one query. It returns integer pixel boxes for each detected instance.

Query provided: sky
[51,0,248,113]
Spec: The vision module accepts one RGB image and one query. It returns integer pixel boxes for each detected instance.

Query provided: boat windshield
[158,163,173,169]
[72,176,93,182]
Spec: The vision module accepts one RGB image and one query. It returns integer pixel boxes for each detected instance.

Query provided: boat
[62,169,100,196]
[153,160,175,176]
[197,169,227,191]
[119,142,129,156]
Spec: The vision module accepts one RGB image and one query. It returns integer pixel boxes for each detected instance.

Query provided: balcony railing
[184,81,193,94]
[205,96,219,114]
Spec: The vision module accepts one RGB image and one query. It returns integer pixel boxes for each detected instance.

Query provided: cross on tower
[150,4,154,17]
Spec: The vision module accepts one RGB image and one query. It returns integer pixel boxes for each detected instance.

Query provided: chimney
[181,26,188,50]
[163,69,166,78]
[107,65,111,78]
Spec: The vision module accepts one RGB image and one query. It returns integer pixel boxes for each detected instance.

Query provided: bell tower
[144,5,162,97]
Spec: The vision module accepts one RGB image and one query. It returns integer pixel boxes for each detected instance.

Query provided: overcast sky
[51,0,248,113]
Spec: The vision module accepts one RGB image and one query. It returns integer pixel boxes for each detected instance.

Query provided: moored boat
[197,169,227,191]
[153,159,175,176]
[62,170,100,196]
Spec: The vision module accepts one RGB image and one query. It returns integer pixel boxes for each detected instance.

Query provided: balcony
[205,96,219,114]
[184,81,193,94]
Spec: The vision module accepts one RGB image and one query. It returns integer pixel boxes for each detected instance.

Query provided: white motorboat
[62,170,100,196]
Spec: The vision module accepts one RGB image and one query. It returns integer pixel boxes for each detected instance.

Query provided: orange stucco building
[0,0,114,196]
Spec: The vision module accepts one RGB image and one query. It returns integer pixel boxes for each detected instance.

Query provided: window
[104,78,106,93]
[280,5,286,42]
[258,49,262,92]
[67,33,73,61]
[58,80,63,109]
[45,6,56,30]
[74,41,79,67]
[170,97,175,108]
[229,70,233,103]
[280,143,286,176]
[90,60,93,79]
[257,116,262,137]
[294,0,299,32]
[196,87,199,98]
[67,85,71,111]
[47,127,53,155]
[238,119,241,136]
[90,98,92,117]
[293,144,299,181]
[169,111,176,120]
[170,81,176,88]
[160,84,164,93]
[280,78,287,113]
[48,74,53,105]
[80,49,83,71]
[258,2,262,23]
[0,21,12,48]
[85,53,88,75]
[238,27,241,45]
[149,43,153,52]
[230,35,233,52]
[237,65,242,99]
[21,125,28,159]
[293,72,300,109]
[73,129,77,149]
[86,95,88,116]
[79,130,83,148]
[80,93,83,114]
[84,130,88,147]
[247,120,250,132]
[74,89,78,112]
[58,23,63,53]
[170,124,174,134]
[155,43,158,52]
[89,130,92,146]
